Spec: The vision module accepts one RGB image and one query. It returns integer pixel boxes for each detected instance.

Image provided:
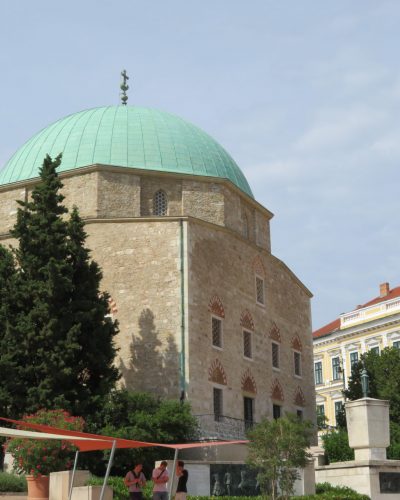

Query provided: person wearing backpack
[152,460,169,500]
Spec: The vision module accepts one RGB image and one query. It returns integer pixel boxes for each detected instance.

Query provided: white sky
[1,0,399,329]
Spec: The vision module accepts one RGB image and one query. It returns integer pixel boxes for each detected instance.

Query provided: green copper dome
[0,106,253,197]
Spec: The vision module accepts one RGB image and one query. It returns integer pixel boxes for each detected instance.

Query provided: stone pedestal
[49,470,90,500]
[315,397,400,499]
[346,398,390,461]
[71,486,112,500]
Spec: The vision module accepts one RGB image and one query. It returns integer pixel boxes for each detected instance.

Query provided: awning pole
[68,450,80,500]
[168,448,179,500]
[100,440,117,500]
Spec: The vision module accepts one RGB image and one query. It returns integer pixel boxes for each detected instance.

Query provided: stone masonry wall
[86,219,182,399]
[97,171,140,218]
[140,176,182,216]
[0,185,26,234]
[186,220,315,424]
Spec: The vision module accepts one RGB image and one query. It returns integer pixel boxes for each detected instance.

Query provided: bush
[87,476,153,500]
[313,482,370,499]
[0,472,27,492]
[6,409,84,477]
[321,429,354,463]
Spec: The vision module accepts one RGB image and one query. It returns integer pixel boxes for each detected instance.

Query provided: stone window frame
[393,340,400,349]
[255,275,265,306]
[314,360,323,385]
[153,189,168,216]
[272,341,280,371]
[213,385,224,421]
[293,350,302,378]
[211,315,223,350]
[272,403,282,420]
[243,329,253,360]
[243,396,255,428]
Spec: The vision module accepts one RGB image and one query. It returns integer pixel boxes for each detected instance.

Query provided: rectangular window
[273,404,281,420]
[244,397,254,429]
[212,317,222,348]
[296,409,303,420]
[350,351,359,370]
[335,401,344,425]
[256,276,265,305]
[393,341,400,349]
[314,361,323,385]
[370,346,380,355]
[317,404,326,428]
[213,388,223,422]
[294,351,301,376]
[243,330,252,359]
[332,357,341,380]
[272,342,280,369]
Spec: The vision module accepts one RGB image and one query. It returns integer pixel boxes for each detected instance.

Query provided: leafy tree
[246,414,313,500]
[82,390,198,476]
[0,154,119,418]
[345,348,400,422]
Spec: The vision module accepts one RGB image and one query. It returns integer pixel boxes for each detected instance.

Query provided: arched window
[153,190,168,216]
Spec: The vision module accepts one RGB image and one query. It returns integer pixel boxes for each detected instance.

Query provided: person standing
[124,462,146,500]
[175,460,189,500]
[152,460,169,500]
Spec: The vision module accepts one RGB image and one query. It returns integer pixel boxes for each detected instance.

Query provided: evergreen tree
[0,154,119,417]
[0,245,17,415]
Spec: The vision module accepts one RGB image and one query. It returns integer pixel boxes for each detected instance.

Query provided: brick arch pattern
[208,359,227,385]
[271,379,284,402]
[240,309,255,331]
[269,322,281,342]
[291,334,303,352]
[208,295,225,318]
[294,387,306,407]
[241,369,257,394]
[252,255,266,278]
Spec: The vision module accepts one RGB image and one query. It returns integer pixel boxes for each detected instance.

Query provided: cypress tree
[0,245,17,416]
[0,154,119,417]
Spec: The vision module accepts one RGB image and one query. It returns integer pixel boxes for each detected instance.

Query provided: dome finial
[120,69,129,105]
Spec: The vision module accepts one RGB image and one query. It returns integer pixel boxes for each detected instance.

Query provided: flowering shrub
[6,409,84,477]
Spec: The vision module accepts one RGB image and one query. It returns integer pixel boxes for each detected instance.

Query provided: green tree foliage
[345,348,400,420]
[246,414,313,500]
[0,154,119,418]
[0,245,17,416]
[83,390,198,476]
[321,429,354,463]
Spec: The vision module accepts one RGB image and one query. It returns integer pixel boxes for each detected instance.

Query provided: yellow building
[313,282,400,427]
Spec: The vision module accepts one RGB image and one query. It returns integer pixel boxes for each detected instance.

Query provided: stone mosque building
[0,94,315,438]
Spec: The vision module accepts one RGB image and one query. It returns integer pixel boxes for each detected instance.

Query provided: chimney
[380,282,390,298]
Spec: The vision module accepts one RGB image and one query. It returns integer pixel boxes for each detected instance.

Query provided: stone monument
[316,373,400,499]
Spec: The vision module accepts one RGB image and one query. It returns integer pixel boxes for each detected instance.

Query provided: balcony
[195,414,255,440]
[340,297,400,328]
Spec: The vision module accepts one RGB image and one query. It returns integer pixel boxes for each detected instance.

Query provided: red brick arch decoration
[208,359,227,385]
[241,369,257,394]
[208,295,225,318]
